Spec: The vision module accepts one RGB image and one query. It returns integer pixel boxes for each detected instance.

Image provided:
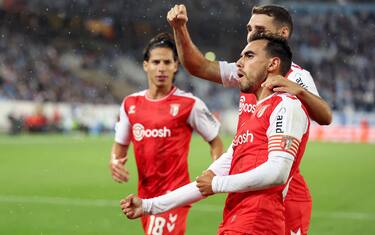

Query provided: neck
[255,73,279,100]
[255,86,273,101]
[147,85,174,99]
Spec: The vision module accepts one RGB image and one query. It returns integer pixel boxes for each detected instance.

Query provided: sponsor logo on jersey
[232,130,254,147]
[256,104,270,118]
[128,105,136,114]
[292,72,308,90]
[238,96,256,115]
[170,104,180,117]
[276,116,284,133]
[132,123,171,141]
[276,107,286,133]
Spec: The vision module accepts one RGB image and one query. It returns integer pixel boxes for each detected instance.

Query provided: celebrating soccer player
[110,32,223,235]
[166,4,332,234]
[121,33,310,235]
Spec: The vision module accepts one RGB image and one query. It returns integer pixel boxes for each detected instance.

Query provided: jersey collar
[145,86,177,102]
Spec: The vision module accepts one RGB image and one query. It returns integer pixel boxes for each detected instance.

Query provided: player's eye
[255,26,265,33]
[245,52,254,59]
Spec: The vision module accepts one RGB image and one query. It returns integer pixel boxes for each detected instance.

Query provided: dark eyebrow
[254,25,266,31]
[242,50,255,57]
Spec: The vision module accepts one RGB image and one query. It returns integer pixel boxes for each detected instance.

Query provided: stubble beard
[240,80,256,93]
[239,72,268,94]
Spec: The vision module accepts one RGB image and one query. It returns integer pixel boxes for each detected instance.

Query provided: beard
[239,72,268,94]
[239,80,257,93]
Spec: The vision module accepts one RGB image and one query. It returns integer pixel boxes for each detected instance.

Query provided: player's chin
[155,82,167,88]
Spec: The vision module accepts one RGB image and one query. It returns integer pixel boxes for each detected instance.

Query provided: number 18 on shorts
[141,207,190,235]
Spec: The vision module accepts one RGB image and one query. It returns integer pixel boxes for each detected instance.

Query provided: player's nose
[236,57,243,68]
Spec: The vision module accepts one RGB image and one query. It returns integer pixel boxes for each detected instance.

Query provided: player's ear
[143,61,148,72]
[279,26,290,39]
[173,59,179,73]
[268,57,280,73]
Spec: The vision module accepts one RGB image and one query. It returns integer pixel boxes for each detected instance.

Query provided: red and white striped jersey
[221,93,310,232]
[220,61,315,202]
[115,87,220,198]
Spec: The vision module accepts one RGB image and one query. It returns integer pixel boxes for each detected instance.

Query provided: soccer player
[121,33,310,235]
[167,4,332,234]
[110,32,223,235]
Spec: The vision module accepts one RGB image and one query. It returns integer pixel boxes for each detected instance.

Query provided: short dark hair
[252,5,293,38]
[143,32,178,61]
[249,32,292,76]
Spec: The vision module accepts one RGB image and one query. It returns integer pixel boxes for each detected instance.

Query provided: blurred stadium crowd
[0,1,374,114]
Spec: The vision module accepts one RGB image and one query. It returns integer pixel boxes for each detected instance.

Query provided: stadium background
[0,0,375,234]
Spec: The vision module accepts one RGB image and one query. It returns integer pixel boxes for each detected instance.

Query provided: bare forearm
[297,89,332,125]
[111,143,129,160]
[209,136,224,161]
[173,25,222,83]
[110,143,130,182]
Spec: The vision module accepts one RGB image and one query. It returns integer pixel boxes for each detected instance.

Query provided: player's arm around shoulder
[294,87,332,125]
[262,71,332,125]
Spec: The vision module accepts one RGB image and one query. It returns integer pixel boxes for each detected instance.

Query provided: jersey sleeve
[207,144,233,176]
[211,154,293,193]
[142,182,204,215]
[266,96,309,159]
[114,99,131,145]
[219,61,239,88]
[287,69,320,97]
[187,98,220,142]
[211,97,309,194]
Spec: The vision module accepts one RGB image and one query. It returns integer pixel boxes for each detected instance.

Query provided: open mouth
[237,72,245,79]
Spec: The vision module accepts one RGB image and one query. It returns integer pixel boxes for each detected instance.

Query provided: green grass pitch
[0,134,375,234]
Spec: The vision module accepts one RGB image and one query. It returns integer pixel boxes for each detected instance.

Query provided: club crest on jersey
[281,136,294,150]
[170,104,180,117]
[128,105,136,114]
[256,104,270,118]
